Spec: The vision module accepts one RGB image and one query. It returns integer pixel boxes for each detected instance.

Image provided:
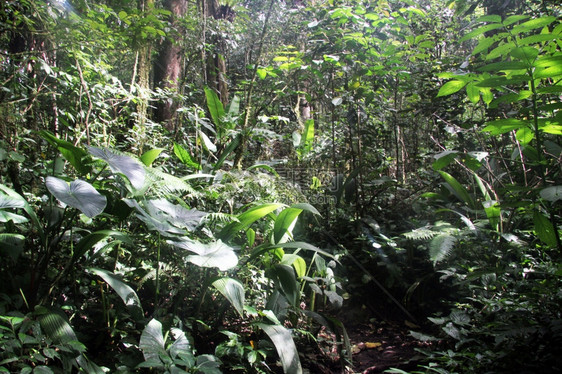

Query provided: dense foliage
[0,0,560,373]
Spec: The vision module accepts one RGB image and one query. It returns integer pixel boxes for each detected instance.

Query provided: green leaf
[502,15,529,26]
[39,131,90,175]
[297,119,315,157]
[466,82,480,103]
[512,16,557,35]
[0,185,43,240]
[487,42,516,60]
[476,61,528,71]
[140,148,164,167]
[35,307,78,344]
[432,151,457,171]
[46,177,107,218]
[74,230,133,262]
[254,241,337,261]
[540,186,562,202]
[274,208,302,244]
[256,68,267,80]
[535,65,562,79]
[204,86,225,128]
[438,171,476,209]
[212,277,245,317]
[88,147,146,190]
[139,319,166,364]
[482,119,528,135]
[173,142,201,170]
[472,36,497,55]
[213,134,240,170]
[0,233,24,259]
[533,211,557,248]
[219,203,285,242]
[515,127,534,145]
[199,130,217,153]
[170,239,238,271]
[257,323,302,374]
[510,47,539,63]
[89,268,143,321]
[281,254,307,278]
[460,23,503,42]
[436,80,468,97]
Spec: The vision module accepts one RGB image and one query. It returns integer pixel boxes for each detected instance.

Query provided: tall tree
[154,0,188,131]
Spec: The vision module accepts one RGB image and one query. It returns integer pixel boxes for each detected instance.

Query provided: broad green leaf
[472,36,497,55]
[74,230,133,261]
[515,127,534,145]
[88,147,146,190]
[482,119,528,135]
[0,210,28,224]
[253,241,337,261]
[212,277,245,317]
[281,254,307,278]
[475,15,502,24]
[256,68,267,80]
[46,177,107,218]
[39,131,90,175]
[258,323,302,374]
[219,203,285,242]
[533,211,557,248]
[487,42,516,60]
[502,15,529,26]
[432,151,457,171]
[89,268,143,321]
[0,233,24,259]
[290,202,321,216]
[298,119,315,157]
[139,319,166,363]
[173,142,201,170]
[533,55,562,68]
[0,185,43,239]
[199,130,217,153]
[510,47,539,63]
[466,82,480,103]
[274,208,302,244]
[436,80,467,97]
[476,61,528,72]
[482,200,501,232]
[519,34,559,46]
[540,186,562,202]
[512,16,556,35]
[140,148,164,167]
[35,307,78,344]
[270,264,299,306]
[169,328,192,362]
[460,23,503,42]
[0,192,26,210]
[170,239,238,271]
[535,65,562,79]
[204,86,225,127]
[227,94,240,118]
[438,171,476,209]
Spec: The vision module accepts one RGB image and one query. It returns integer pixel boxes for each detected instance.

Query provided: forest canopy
[0,0,561,373]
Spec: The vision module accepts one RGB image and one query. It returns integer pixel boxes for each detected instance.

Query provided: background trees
[0,0,560,373]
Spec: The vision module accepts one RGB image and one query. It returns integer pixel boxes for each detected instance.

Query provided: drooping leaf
[73,230,133,262]
[274,207,302,244]
[39,130,90,175]
[438,171,476,209]
[89,268,143,321]
[0,185,43,239]
[482,119,528,135]
[169,239,238,271]
[257,323,303,374]
[35,306,78,344]
[219,203,285,242]
[88,147,146,190]
[460,23,504,42]
[46,177,107,218]
[0,233,24,259]
[270,264,299,306]
[281,254,307,278]
[212,277,245,317]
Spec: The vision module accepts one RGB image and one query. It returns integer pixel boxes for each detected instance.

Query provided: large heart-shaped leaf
[88,147,146,190]
[169,239,238,271]
[46,177,107,218]
[139,319,166,363]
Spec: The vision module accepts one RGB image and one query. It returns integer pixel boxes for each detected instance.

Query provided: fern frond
[403,227,438,241]
[429,234,457,264]
[146,168,196,195]
[203,212,239,224]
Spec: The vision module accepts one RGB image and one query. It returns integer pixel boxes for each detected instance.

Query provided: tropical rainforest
[0,0,561,373]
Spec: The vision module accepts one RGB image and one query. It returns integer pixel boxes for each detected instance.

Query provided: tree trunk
[154,0,187,131]
[204,0,231,105]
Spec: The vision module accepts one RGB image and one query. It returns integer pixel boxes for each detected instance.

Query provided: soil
[302,307,437,374]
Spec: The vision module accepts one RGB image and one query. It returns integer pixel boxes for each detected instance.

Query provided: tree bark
[154,0,188,131]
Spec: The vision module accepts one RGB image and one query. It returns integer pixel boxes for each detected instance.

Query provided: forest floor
[303,305,437,374]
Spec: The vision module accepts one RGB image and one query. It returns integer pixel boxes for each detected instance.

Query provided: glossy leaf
[439,171,476,209]
[140,148,164,166]
[212,277,245,317]
[436,80,467,97]
[88,147,146,190]
[533,211,557,248]
[257,323,303,374]
[89,268,143,321]
[170,239,238,271]
[205,86,225,127]
[540,186,562,202]
[139,319,166,363]
[173,142,201,170]
[46,177,107,218]
[219,203,285,242]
